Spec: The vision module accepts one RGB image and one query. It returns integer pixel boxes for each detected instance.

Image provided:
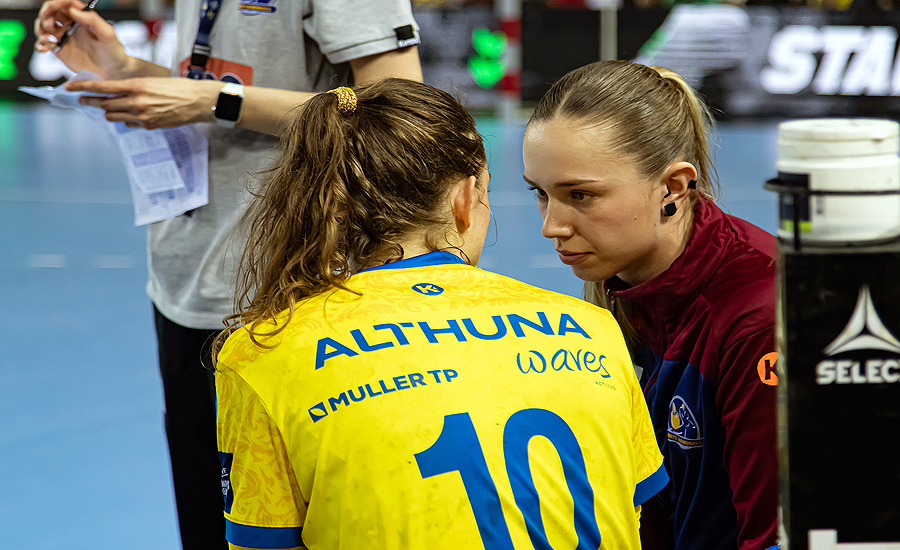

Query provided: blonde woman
[523,61,778,550]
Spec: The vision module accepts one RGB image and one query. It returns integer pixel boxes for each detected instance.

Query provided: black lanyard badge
[187,0,223,80]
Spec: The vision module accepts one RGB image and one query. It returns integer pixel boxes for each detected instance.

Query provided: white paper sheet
[19,71,210,226]
[128,125,209,226]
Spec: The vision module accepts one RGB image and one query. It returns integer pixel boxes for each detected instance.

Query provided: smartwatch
[213,83,244,129]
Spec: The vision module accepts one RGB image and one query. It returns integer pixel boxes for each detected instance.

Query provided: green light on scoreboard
[0,20,26,81]
[468,28,507,89]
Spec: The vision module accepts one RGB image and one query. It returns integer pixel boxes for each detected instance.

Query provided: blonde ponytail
[650,66,719,202]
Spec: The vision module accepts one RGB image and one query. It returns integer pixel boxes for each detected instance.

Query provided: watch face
[215,92,242,122]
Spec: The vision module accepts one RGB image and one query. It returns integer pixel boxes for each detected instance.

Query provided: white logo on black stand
[823,285,900,355]
[816,285,900,384]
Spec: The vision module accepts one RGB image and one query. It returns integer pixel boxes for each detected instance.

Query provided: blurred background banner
[7,0,900,118]
[520,0,900,119]
[638,3,900,119]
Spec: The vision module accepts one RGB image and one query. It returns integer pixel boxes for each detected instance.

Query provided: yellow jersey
[216,251,666,549]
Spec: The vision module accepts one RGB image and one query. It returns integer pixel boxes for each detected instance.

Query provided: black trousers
[153,306,228,550]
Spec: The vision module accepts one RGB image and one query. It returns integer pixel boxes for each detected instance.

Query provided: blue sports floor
[0,102,778,549]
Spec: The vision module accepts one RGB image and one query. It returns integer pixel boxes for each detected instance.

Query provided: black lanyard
[186,0,223,79]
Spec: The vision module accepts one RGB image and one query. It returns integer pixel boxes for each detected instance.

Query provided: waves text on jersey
[315,312,591,370]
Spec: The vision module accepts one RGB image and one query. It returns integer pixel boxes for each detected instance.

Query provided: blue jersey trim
[362,250,467,272]
[634,463,669,506]
[225,519,302,549]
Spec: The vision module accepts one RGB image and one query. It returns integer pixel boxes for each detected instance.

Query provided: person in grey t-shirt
[34,1,422,548]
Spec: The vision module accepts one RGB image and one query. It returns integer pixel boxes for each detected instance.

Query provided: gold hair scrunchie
[327,86,357,116]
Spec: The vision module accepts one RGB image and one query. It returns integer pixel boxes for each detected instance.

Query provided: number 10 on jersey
[415,409,603,550]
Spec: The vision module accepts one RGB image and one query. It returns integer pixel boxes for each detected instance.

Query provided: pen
[54,0,101,53]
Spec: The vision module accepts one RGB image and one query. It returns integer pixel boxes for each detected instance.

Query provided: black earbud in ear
[663,189,676,216]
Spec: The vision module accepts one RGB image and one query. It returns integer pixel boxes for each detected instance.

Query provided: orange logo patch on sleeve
[757,352,779,386]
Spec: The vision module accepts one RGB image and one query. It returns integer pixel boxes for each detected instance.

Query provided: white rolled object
[775,118,900,244]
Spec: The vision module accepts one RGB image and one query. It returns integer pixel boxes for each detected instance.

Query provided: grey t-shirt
[148,0,419,329]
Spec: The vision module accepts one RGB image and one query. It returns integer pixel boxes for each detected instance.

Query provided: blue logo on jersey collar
[362,251,467,273]
[412,283,444,295]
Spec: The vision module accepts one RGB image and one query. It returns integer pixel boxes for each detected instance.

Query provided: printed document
[19,71,209,225]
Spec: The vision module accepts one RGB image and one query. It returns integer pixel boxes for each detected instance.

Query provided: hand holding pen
[54,0,100,52]
[34,0,132,79]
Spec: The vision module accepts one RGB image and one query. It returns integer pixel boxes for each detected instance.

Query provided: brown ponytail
[528,60,718,347]
[221,78,486,352]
